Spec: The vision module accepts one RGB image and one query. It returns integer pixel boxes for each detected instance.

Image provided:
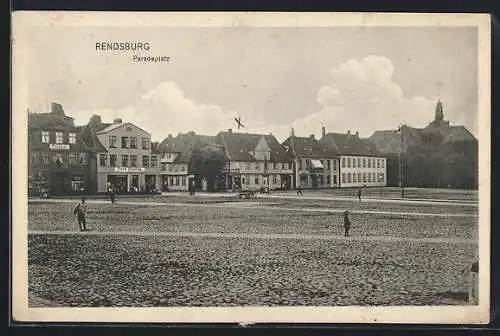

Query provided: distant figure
[73,197,88,232]
[357,188,362,201]
[296,186,303,196]
[190,180,196,195]
[109,187,116,204]
[343,210,351,237]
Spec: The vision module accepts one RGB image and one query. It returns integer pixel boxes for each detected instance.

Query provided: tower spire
[435,99,444,121]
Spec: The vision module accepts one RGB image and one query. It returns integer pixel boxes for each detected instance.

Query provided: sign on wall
[49,144,70,150]
[114,167,146,173]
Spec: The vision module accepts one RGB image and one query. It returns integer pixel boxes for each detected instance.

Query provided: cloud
[290,55,436,138]
[70,82,236,142]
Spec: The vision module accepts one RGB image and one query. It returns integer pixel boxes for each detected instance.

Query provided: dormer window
[41,131,50,143]
[69,132,76,144]
[55,132,64,144]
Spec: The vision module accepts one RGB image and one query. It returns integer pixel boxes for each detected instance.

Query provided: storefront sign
[49,144,70,150]
[114,167,146,173]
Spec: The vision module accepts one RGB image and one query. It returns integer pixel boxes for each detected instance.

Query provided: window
[151,156,157,167]
[282,163,286,170]
[368,158,371,168]
[342,158,346,168]
[382,160,385,168]
[380,173,385,181]
[99,154,107,167]
[333,175,337,185]
[333,160,337,171]
[306,159,310,169]
[169,177,173,185]
[110,154,117,167]
[353,173,357,183]
[273,162,277,170]
[69,133,76,144]
[373,172,376,182]
[327,160,331,170]
[255,162,260,170]
[79,153,88,165]
[348,173,352,183]
[352,158,356,168]
[69,153,78,165]
[30,152,39,164]
[130,155,137,167]
[43,152,51,164]
[255,176,259,184]
[357,158,361,167]
[41,131,50,143]
[122,155,129,167]
[142,137,150,149]
[326,175,331,185]
[347,158,351,168]
[175,177,180,186]
[142,155,149,167]
[181,177,186,186]
[109,136,117,148]
[273,175,278,184]
[363,173,367,182]
[130,137,137,149]
[377,159,380,168]
[121,137,129,148]
[55,132,64,144]
[372,159,376,168]
[358,173,361,182]
[368,173,372,182]
[298,160,302,170]
[363,158,366,168]
[342,173,346,184]
[242,176,246,185]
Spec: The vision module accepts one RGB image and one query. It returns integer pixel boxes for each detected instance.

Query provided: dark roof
[77,121,111,153]
[28,113,76,130]
[157,132,218,163]
[369,124,476,154]
[282,135,338,159]
[217,131,293,162]
[319,133,380,157]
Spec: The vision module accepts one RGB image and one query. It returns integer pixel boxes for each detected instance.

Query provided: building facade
[28,103,95,196]
[79,116,161,193]
[320,128,387,188]
[216,130,294,191]
[282,129,339,189]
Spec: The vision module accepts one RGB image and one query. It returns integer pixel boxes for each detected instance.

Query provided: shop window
[181,177,186,186]
[43,152,51,164]
[69,153,78,165]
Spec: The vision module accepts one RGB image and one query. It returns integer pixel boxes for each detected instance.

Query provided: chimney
[90,114,102,125]
[347,130,351,135]
[51,102,66,116]
[228,129,232,133]
[291,128,295,136]
[355,131,359,137]
[168,134,173,138]
[310,134,315,139]
[113,118,123,124]
[322,127,326,137]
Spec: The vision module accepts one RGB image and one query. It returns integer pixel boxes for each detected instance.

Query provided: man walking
[343,210,351,237]
[109,186,116,204]
[357,187,362,201]
[73,197,88,231]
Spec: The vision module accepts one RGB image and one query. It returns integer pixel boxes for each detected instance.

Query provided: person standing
[110,186,116,204]
[73,197,88,231]
[343,210,351,237]
[357,187,362,201]
[296,186,303,196]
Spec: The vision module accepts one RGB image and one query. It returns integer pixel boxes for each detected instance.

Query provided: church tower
[434,99,444,121]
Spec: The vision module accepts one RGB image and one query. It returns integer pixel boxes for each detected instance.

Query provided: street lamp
[398,123,405,199]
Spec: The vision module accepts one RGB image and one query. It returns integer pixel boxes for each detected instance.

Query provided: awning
[310,160,324,169]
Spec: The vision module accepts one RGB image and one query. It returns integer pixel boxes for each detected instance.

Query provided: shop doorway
[131,175,139,192]
[107,175,128,193]
[145,174,157,192]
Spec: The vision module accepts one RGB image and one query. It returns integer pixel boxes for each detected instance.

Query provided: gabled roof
[78,121,111,153]
[28,113,76,130]
[157,132,218,163]
[96,122,150,135]
[423,125,477,143]
[216,131,293,162]
[320,132,381,157]
[282,135,338,159]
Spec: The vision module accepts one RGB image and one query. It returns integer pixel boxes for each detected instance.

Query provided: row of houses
[28,102,387,195]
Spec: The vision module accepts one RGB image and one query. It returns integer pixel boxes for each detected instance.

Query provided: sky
[26,26,478,142]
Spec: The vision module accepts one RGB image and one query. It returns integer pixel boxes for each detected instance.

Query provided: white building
[319,128,387,188]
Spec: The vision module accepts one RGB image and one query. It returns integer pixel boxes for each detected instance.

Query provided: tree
[189,149,226,192]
